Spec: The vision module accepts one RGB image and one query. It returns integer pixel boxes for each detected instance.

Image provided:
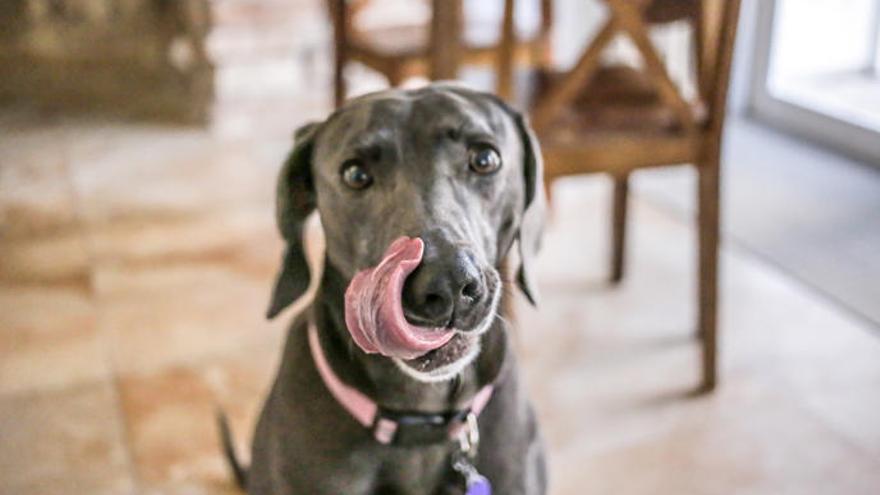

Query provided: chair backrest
[325,0,465,79]
[528,0,741,135]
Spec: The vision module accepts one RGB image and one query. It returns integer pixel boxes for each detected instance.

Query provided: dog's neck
[311,261,509,413]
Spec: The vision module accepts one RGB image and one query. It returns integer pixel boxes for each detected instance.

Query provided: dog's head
[266,83,544,382]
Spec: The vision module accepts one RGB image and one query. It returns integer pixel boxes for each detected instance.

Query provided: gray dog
[220,83,547,494]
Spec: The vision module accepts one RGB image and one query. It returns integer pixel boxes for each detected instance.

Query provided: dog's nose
[402,247,484,328]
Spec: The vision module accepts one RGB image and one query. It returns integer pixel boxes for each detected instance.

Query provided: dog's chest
[371,443,455,494]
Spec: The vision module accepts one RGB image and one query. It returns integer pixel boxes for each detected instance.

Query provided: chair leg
[334,59,346,108]
[537,0,554,69]
[387,67,405,88]
[496,0,516,101]
[543,175,554,206]
[697,157,720,392]
[330,0,347,108]
[610,173,630,283]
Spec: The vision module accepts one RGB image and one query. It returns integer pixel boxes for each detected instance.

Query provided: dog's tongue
[344,237,454,360]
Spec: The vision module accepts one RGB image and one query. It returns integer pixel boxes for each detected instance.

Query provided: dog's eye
[341,160,373,190]
[468,145,502,175]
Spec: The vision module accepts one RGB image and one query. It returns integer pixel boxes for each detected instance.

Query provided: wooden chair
[509,0,742,391]
[326,0,553,106]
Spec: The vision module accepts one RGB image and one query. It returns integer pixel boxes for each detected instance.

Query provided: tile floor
[2,108,879,494]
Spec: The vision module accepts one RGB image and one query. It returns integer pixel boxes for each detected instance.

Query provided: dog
[220,82,547,494]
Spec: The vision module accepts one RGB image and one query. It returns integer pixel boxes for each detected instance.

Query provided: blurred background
[1,0,879,493]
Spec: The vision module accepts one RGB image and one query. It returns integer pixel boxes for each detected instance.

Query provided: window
[751,0,880,164]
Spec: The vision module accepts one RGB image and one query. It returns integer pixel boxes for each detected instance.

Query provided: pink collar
[308,321,494,445]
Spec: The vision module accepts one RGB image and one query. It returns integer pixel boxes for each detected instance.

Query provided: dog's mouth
[397,280,500,381]
[398,332,480,378]
[344,236,500,380]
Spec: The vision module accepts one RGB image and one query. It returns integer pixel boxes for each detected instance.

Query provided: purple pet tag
[465,474,492,495]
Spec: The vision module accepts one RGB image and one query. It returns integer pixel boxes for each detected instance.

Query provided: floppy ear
[510,111,546,306]
[266,122,321,319]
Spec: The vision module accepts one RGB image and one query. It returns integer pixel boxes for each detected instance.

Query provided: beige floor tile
[87,206,280,271]
[0,284,110,396]
[0,122,112,396]
[0,232,110,396]
[0,381,135,495]
[96,260,286,376]
[89,210,290,376]
[0,126,78,238]
[549,386,880,495]
[65,125,284,226]
[0,229,92,288]
[117,352,277,494]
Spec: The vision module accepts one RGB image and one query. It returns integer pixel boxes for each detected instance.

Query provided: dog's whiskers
[495,314,513,329]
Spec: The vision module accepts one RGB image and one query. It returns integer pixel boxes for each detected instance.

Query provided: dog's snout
[402,244,486,329]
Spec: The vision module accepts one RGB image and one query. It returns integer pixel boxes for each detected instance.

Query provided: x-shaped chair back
[530,0,740,137]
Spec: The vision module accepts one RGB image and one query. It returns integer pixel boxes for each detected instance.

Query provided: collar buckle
[457,412,480,458]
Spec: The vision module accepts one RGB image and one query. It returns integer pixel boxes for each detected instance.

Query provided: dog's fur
[222,83,547,494]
